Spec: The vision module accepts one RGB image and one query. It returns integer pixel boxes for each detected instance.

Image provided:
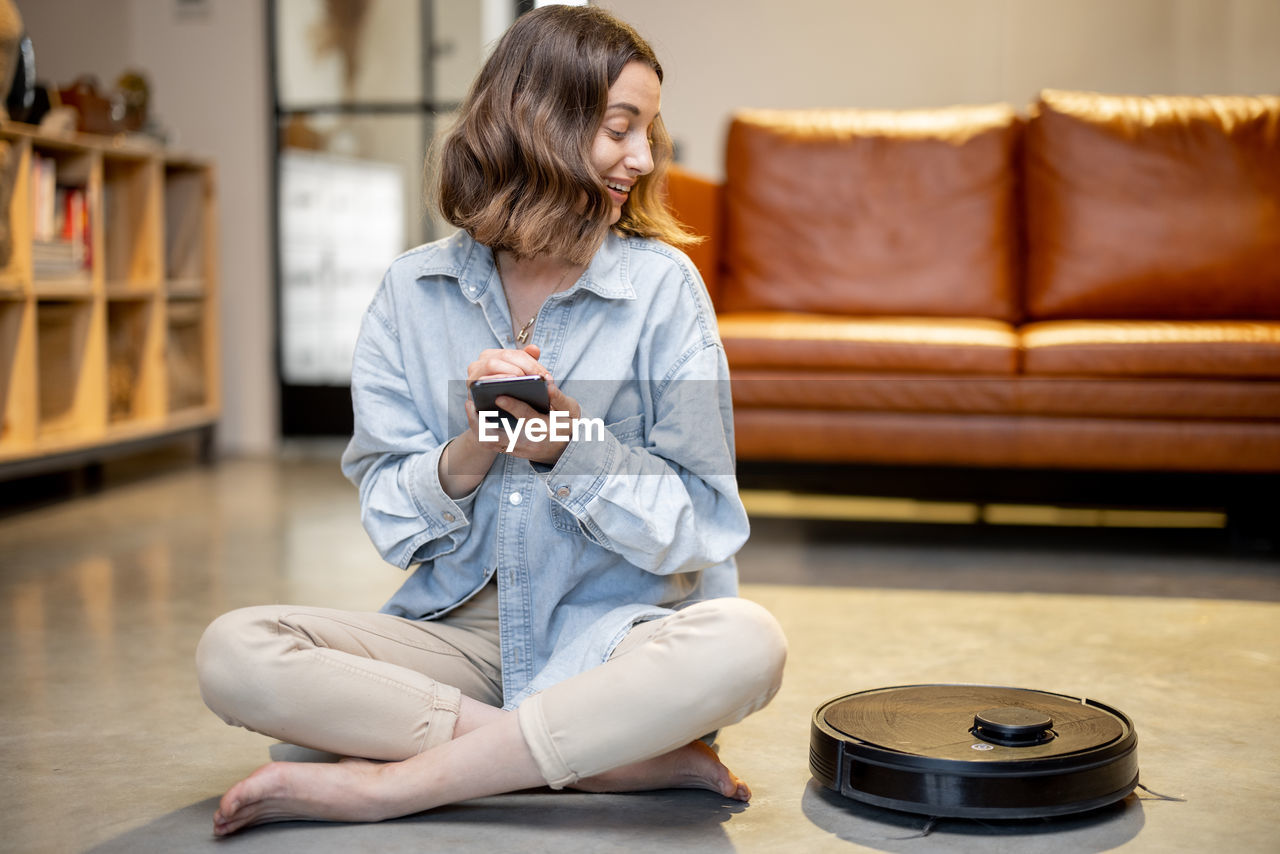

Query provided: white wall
[600,0,1280,178]
[127,2,275,457]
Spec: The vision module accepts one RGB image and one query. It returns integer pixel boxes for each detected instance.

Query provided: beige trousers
[196,584,786,788]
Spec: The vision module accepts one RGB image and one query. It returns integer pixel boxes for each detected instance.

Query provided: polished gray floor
[0,453,1276,853]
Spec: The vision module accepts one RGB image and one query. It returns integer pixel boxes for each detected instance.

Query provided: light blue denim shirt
[340,228,747,710]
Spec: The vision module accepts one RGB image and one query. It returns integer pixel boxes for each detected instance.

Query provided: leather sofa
[666,89,1280,474]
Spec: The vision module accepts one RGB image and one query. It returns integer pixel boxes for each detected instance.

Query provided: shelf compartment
[164,163,210,284]
[0,298,35,447]
[35,299,105,438]
[107,297,164,423]
[103,153,161,295]
[30,145,95,289]
[166,299,208,413]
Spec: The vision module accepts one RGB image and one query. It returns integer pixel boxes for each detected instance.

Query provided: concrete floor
[0,453,1277,853]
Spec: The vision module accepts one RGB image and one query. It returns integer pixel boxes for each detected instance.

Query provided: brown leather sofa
[666,89,1280,474]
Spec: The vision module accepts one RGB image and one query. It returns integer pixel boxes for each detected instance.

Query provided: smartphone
[470,375,550,427]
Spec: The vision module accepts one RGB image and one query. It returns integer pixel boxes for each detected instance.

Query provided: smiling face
[439,5,690,262]
[591,61,662,226]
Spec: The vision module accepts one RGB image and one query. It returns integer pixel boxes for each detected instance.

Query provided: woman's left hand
[492,379,583,465]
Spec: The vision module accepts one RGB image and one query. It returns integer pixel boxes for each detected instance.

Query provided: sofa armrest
[664,163,724,306]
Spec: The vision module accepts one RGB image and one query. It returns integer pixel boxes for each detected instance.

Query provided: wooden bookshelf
[0,123,218,475]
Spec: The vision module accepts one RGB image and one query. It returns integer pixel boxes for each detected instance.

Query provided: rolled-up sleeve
[540,341,748,576]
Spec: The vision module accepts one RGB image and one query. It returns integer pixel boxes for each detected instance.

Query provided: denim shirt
[340,229,747,710]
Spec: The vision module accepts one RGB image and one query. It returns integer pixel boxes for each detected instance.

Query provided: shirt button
[442,512,456,523]
[508,491,522,505]
[556,486,571,498]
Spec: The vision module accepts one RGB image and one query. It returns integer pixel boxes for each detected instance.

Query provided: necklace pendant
[515,317,535,345]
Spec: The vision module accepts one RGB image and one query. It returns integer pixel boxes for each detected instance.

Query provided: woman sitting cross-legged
[195,5,786,836]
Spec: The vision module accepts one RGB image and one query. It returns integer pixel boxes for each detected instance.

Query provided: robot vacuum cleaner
[810,684,1139,819]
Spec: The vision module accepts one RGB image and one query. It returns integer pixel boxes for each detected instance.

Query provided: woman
[196,5,786,835]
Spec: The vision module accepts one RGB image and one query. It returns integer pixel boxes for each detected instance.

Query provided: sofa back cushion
[1025,89,1280,319]
[720,105,1021,320]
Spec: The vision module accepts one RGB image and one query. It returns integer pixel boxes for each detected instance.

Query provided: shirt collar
[577,232,636,300]
[414,230,637,302]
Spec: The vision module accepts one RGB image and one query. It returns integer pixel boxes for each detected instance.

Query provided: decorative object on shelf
[36,102,74,136]
[114,70,150,132]
[57,76,116,135]
[40,69,165,142]
[2,32,29,119]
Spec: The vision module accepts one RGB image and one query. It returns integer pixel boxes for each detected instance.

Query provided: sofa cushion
[718,312,1019,374]
[1022,320,1280,378]
[1025,90,1280,319]
[720,105,1021,320]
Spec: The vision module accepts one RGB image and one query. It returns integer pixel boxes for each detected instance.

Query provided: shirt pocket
[548,413,646,536]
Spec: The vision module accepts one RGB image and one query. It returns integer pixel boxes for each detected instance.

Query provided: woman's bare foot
[572,740,751,801]
[213,758,394,837]
[212,727,748,836]
[213,712,545,836]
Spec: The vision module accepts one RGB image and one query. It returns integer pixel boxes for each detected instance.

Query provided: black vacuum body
[810,684,1139,819]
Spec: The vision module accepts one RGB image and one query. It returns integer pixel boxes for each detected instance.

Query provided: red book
[79,190,92,270]
[66,189,86,265]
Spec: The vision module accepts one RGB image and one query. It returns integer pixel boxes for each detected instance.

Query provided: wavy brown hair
[435,5,695,265]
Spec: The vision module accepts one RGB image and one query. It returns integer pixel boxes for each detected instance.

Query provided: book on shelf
[30,156,92,278]
[31,154,56,242]
[33,241,87,279]
[31,156,92,280]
